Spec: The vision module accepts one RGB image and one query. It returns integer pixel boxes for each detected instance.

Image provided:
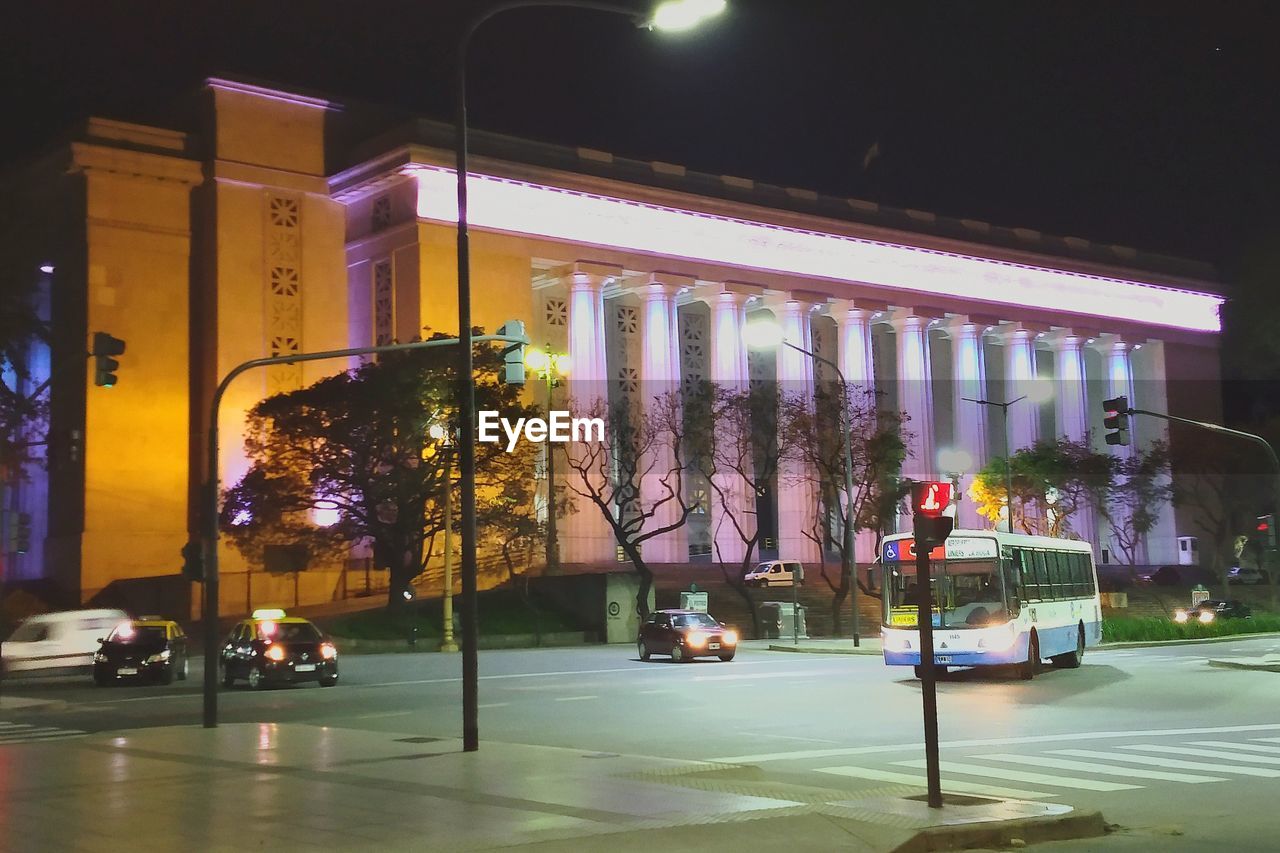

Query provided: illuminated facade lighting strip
[411,166,1222,333]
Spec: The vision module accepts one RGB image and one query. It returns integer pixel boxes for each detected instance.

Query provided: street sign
[1191,584,1210,607]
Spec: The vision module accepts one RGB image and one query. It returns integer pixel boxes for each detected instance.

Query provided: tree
[219,334,539,609]
[559,391,695,619]
[969,438,1113,538]
[0,289,51,477]
[780,385,906,635]
[1101,441,1174,572]
[686,381,781,637]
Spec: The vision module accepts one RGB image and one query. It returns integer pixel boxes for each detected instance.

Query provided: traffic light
[496,320,526,386]
[1257,515,1276,550]
[92,331,126,387]
[181,541,205,582]
[911,481,955,547]
[15,513,31,554]
[1103,395,1130,446]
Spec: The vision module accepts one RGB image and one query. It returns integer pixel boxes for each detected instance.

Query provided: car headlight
[145,650,171,664]
[1199,611,1215,623]
[721,630,738,645]
[1174,610,1188,623]
[93,652,106,663]
[320,643,337,660]
[686,631,708,647]
[265,645,286,661]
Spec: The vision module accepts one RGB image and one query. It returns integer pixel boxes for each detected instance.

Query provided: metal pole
[441,443,458,652]
[1002,403,1013,533]
[545,368,559,572]
[915,531,942,808]
[792,575,799,645]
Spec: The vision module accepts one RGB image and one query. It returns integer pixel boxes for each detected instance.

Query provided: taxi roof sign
[251,608,286,620]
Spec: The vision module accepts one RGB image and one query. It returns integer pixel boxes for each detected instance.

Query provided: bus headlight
[883,631,912,652]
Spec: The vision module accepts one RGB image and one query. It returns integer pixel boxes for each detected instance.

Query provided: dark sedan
[638,609,738,662]
[1173,599,1252,624]
[220,610,338,689]
[93,618,189,685]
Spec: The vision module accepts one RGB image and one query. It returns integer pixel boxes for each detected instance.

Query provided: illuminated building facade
[0,79,1224,613]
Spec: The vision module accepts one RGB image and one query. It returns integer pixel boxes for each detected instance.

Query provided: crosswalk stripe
[0,727,82,738]
[1119,745,1280,766]
[0,732,86,744]
[1188,741,1280,756]
[1253,738,1280,744]
[894,759,1139,792]
[1053,749,1280,778]
[815,765,1052,800]
[983,753,1225,783]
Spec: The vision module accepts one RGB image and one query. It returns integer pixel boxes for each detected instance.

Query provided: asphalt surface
[4,636,1280,851]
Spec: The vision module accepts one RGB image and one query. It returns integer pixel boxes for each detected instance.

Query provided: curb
[1098,631,1280,650]
[893,809,1107,853]
[1207,658,1280,673]
[765,644,882,656]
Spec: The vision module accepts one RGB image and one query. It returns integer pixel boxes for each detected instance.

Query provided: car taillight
[320,643,337,660]
[265,645,286,661]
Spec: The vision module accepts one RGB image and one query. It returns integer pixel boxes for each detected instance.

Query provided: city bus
[880,530,1101,679]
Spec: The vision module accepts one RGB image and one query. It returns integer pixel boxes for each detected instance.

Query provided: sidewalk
[0,722,1102,852]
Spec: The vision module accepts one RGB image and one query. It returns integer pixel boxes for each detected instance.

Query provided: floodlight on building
[647,0,727,32]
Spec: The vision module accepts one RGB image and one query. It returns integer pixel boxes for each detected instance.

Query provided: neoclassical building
[0,78,1224,613]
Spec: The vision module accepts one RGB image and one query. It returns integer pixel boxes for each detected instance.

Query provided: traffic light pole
[914,536,943,809]
[201,331,529,730]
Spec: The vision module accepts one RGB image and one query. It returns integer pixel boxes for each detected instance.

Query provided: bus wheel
[1019,634,1039,680]
[1052,627,1085,669]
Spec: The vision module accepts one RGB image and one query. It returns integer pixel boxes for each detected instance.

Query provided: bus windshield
[883,560,1013,629]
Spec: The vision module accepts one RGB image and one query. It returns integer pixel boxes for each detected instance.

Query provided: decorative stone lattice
[544,297,566,327]
[373,260,394,347]
[372,196,392,232]
[679,308,706,391]
[615,304,638,336]
[265,194,302,393]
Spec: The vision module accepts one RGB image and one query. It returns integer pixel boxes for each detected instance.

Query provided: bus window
[1071,553,1087,596]
[1047,551,1067,600]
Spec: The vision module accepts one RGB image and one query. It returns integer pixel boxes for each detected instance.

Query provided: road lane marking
[1052,749,1280,778]
[895,759,1140,792]
[478,703,509,709]
[636,689,674,695]
[708,723,1280,764]
[360,658,814,689]
[744,733,840,744]
[816,765,1051,800]
[1188,741,1280,755]
[1254,737,1280,744]
[1119,745,1280,766]
[984,753,1225,783]
[554,696,598,702]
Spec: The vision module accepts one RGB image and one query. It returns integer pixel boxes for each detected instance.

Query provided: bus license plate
[934,656,952,664]
[295,664,316,672]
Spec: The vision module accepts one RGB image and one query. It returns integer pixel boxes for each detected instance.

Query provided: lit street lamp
[453,0,728,751]
[428,423,459,653]
[524,347,570,573]
[744,318,863,645]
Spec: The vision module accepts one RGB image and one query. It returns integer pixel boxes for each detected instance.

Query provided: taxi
[93,616,189,685]
[220,609,338,689]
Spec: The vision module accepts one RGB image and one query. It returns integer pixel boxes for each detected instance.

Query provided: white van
[744,561,804,588]
[2,609,129,674]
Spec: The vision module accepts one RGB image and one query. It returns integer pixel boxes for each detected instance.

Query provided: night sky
[4,1,1278,272]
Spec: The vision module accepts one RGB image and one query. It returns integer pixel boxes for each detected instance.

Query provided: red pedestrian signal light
[912,481,952,518]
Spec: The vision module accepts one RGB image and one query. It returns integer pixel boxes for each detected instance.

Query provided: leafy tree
[969,438,1112,537]
[780,385,906,635]
[559,391,695,619]
[219,334,539,608]
[1100,441,1174,572]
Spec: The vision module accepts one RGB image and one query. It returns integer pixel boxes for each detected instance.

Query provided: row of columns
[555,261,1151,567]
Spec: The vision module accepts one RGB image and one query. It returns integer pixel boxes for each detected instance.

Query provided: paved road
[4,637,1279,850]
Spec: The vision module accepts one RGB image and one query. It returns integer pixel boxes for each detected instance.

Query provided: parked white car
[2,609,129,674]
[744,560,804,588]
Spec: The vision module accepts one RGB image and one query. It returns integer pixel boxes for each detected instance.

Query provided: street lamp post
[454,0,727,752]
[963,380,1053,533]
[524,347,570,572]
[745,320,861,645]
[429,424,458,653]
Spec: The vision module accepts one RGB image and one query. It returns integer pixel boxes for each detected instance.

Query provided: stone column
[948,318,989,529]
[1098,335,1143,564]
[638,274,687,564]
[1003,326,1040,453]
[560,262,617,564]
[776,297,821,562]
[707,285,754,563]
[1051,331,1096,548]
[891,311,935,482]
[834,304,877,561]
